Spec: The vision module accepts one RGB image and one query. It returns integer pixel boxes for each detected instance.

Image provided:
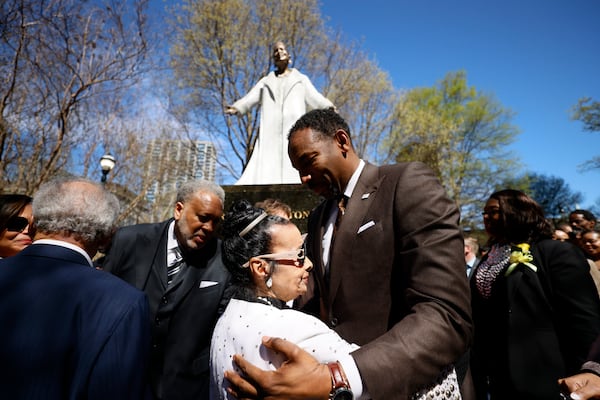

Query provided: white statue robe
[232,68,334,185]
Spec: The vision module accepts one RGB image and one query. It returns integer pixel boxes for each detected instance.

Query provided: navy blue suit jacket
[0,243,151,399]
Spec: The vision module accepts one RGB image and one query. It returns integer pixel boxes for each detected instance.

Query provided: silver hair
[464,237,479,255]
[176,179,225,205]
[32,177,120,244]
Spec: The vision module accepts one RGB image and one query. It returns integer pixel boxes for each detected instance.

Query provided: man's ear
[174,201,184,220]
[334,129,351,156]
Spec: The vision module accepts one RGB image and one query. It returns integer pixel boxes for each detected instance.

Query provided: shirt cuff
[338,354,369,399]
[582,361,600,376]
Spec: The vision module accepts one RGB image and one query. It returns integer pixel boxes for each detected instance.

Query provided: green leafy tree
[572,97,600,132]
[571,97,600,171]
[384,71,521,226]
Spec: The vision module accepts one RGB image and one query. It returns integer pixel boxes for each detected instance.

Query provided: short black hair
[288,109,351,142]
[570,209,596,222]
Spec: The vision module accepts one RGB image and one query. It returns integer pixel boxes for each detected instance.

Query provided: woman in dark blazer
[470,189,600,399]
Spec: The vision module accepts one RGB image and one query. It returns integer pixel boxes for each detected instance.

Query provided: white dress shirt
[322,159,365,267]
[166,221,181,266]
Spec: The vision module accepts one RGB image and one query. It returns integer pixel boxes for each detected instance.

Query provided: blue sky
[320,0,600,208]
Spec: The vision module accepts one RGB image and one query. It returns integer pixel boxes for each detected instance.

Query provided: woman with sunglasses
[0,194,33,258]
[210,199,360,399]
[210,200,460,400]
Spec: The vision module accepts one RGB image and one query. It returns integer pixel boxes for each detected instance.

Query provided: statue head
[272,41,291,71]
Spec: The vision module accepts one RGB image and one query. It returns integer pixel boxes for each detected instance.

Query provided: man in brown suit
[225,109,473,399]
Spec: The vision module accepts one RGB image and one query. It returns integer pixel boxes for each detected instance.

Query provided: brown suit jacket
[303,162,473,399]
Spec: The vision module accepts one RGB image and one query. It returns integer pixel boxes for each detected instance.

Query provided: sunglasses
[243,243,306,268]
[5,216,29,233]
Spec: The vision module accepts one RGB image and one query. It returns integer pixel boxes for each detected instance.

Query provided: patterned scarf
[475,243,512,299]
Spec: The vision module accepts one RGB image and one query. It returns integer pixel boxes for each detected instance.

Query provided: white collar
[167,220,179,252]
[343,159,365,199]
[33,239,93,267]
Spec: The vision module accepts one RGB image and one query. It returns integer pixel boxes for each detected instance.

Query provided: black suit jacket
[103,219,232,400]
[302,162,473,399]
[0,243,151,399]
[467,257,480,279]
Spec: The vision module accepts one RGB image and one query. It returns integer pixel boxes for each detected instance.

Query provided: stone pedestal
[223,184,322,232]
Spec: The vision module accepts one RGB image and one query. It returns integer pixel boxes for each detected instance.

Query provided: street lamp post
[100,154,116,183]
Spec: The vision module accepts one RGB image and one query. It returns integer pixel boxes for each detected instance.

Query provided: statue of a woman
[226,41,335,185]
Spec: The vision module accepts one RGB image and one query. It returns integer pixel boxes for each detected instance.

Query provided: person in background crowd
[553,228,571,242]
[570,209,597,241]
[0,194,33,258]
[254,198,292,219]
[0,178,151,399]
[471,189,600,399]
[103,180,232,400]
[582,229,600,271]
[579,229,600,298]
[556,221,574,235]
[225,108,473,399]
[465,236,481,279]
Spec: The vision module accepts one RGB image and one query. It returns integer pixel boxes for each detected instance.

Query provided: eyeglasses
[5,216,29,232]
[243,243,306,268]
[481,209,501,217]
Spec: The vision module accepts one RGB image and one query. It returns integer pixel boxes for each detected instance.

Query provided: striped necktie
[168,249,184,285]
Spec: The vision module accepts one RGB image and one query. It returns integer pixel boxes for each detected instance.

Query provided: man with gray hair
[103,179,232,400]
[0,178,151,399]
[464,236,480,279]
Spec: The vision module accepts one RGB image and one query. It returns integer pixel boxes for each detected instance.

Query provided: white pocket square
[199,281,219,288]
[357,220,375,234]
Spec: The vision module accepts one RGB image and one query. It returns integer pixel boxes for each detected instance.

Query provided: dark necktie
[335,195,348,229]
[327,195,348,285]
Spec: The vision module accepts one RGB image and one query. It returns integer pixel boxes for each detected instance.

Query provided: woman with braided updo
[209,199,361,399]
[210,200,461,400]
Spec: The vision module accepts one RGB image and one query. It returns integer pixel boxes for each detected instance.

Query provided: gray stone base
[223,184,322,233]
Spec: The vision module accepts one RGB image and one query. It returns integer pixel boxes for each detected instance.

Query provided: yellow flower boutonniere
[505,243,537,276]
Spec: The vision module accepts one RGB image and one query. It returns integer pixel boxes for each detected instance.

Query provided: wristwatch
[327,361,353,400]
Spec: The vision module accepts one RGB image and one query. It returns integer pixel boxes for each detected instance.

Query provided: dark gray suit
[303,161,473,399]
[103,219,232,400]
